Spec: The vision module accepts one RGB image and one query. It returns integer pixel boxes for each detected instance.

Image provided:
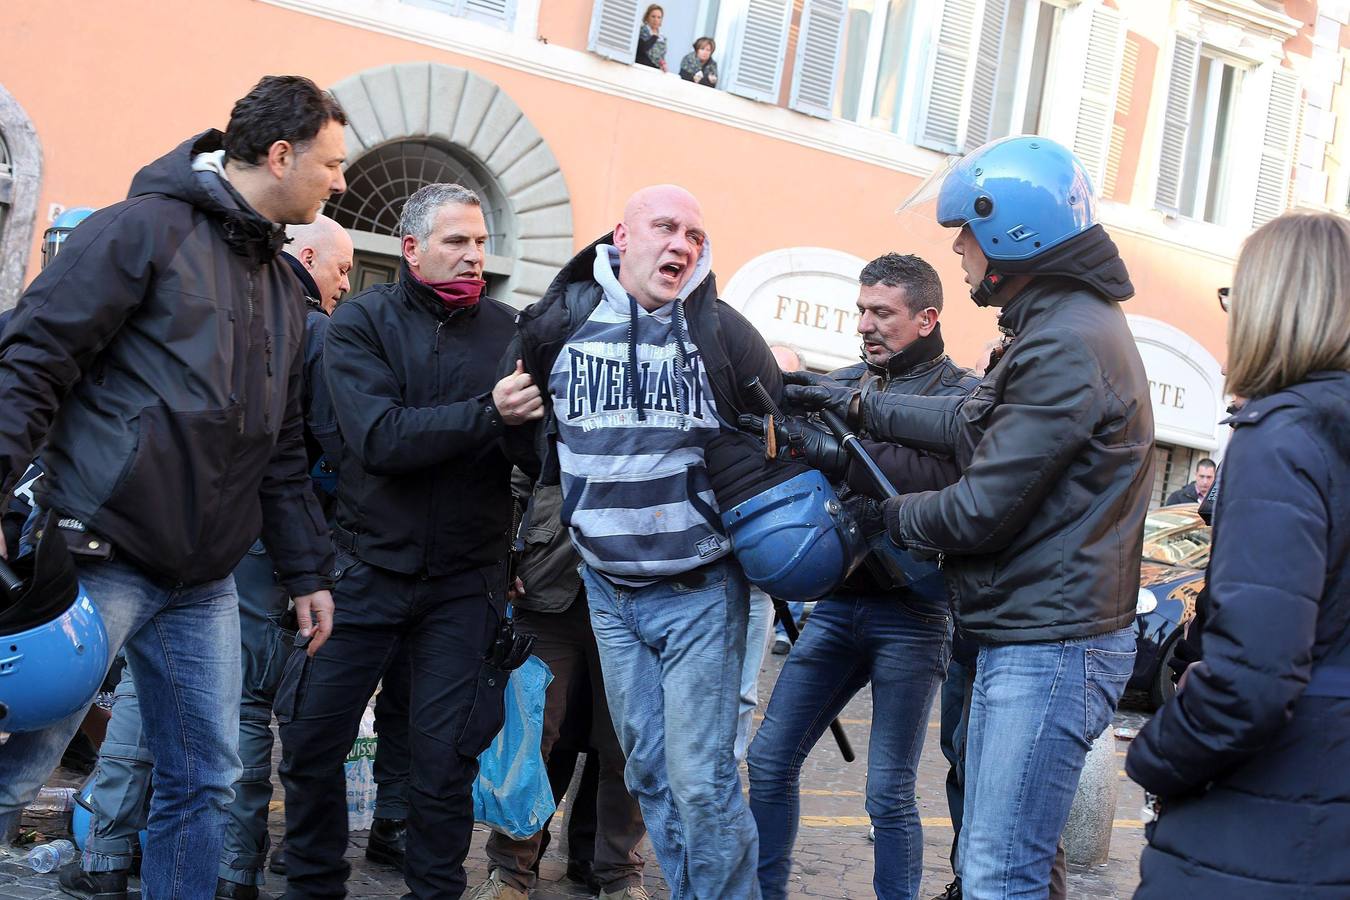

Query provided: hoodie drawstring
[673,299,689,417]
[627,295,647,422]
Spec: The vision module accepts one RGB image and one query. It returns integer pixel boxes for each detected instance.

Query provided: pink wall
[1,0,1230,370]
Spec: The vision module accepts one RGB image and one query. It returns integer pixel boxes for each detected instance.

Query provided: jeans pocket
[1083,647,1135,743]
[272,646,313,725]
[456,662,508,759]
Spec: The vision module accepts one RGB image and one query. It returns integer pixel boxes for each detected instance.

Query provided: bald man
[506,185,784,900]
[285,215,354,315]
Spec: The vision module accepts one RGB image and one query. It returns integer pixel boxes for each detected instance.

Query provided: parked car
[1130,504,1210,708]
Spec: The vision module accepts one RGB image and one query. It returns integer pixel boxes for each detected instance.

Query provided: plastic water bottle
[25,839,76,874]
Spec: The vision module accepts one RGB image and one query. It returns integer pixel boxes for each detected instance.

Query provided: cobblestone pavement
[3,652,1151,899]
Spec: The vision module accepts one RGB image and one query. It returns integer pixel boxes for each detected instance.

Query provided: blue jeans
[219,541,292,887]
[83,661,152,872]
[583,560,761,900]
[959,627,1135,899]
[0,556,242,899]
[747,594,950,900]
[736,590,774,762]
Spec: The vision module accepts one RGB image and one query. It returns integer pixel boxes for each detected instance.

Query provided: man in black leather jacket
[745,254,978,900]
[786,137,1154,899]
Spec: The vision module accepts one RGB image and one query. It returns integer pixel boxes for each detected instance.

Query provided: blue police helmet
[41,206,96,269]
[0,514,110,733]
[721,469,867,604]
[936,136,1096,263]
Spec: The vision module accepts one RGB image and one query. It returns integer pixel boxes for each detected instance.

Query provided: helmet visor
[894,155,960,215]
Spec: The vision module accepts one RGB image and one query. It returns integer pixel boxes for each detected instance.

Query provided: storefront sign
[1127,316,1226,451]
[722,248,868,372]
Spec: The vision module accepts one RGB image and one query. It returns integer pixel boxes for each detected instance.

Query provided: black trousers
[276,556,507,899]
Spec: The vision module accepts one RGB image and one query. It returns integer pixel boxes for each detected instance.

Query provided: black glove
[738,413,850,477]
[881,495,908,549]
[781,371,860,427]
[842,492,885,539]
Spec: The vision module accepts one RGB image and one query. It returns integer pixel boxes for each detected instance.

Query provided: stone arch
[0,85,43,311]
[328,63,573,308]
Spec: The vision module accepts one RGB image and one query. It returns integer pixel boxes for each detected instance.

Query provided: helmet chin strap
[971,271,1005,307]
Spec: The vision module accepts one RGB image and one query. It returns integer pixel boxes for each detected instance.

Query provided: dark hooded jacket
[869,229,1154,642]
[1126,371,1350,898]
[0,130,333,593]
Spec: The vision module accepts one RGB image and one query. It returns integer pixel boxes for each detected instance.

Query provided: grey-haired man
[275,183,543,899]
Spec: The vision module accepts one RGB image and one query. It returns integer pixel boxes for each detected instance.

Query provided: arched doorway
[326,63,575,308]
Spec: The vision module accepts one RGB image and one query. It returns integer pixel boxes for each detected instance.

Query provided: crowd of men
[0,73,1157,900]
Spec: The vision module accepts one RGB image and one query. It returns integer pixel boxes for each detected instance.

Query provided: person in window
[1126,211,1350,899]
[679,37,718,88]
[1165,457,1216,505]
[635,5,667,72]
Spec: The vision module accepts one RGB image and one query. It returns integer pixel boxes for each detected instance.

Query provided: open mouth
[659,261,686,282]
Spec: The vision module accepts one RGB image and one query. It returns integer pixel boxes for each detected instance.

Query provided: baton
[817,409,899,501]
[742,376,857,764]
[0,558,22,595]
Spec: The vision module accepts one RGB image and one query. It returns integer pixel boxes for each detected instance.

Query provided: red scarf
[412,271,484,311]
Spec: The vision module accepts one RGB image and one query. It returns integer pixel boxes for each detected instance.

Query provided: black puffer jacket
[0,131,332,593]
[1127,371,1350,898]
[870,276,1154,643]
[324,263,518,577]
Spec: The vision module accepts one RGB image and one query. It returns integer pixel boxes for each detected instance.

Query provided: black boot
[931,877,962,900]
[267,836,286,876]
[365,817,406,871]
[565,859,601,892]
[56,862,129,900]
[215,880,272,900]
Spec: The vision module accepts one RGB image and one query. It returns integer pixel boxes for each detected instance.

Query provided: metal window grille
[326,139,508,253]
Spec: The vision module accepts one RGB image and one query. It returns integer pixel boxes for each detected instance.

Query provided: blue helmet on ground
[41,206,96,269]
[936,136,1096,264]
[0,511,109,733]
[721,469,867,604]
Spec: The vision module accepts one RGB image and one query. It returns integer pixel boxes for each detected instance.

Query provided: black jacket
[510,234,785,489]
[831,327,980,501]
[1126,371,1350,897]
[0,131,332,593]
[279,253,342,472]
[1165,482,1200,506]
[324,264,518,577]
[870,277,1154,643]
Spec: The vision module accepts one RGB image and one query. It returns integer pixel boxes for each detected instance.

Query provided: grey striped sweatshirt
[548,244,730,583]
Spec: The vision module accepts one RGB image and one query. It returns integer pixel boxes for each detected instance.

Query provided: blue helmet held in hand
[41,206,96,269]
[722,469,867,603]
[936,136,1096,264]
[0,512,109,733]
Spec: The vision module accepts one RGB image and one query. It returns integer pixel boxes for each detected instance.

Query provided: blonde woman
[1126,211,1350,897]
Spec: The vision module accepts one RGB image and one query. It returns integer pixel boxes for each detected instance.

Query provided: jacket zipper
[239,270,257,433]
[426,318,445,574]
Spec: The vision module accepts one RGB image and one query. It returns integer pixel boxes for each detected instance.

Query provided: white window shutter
[588,0,641,63]
[463,0,515,27]
[1153,34,1200,214]
[964,0,1008,151]
[788,0,849,119]
[917,0,980,153]
[1071,3,1126,191]
[726,0,794,103]
[1252,67,1301,227]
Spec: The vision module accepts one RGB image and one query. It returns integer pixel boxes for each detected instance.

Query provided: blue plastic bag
[473,655,556,839]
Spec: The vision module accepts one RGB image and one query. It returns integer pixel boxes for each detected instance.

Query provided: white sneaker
[464,871,528,900]
[599,885,652,900]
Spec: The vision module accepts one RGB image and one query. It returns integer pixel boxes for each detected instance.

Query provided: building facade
[2,0,1346,503]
